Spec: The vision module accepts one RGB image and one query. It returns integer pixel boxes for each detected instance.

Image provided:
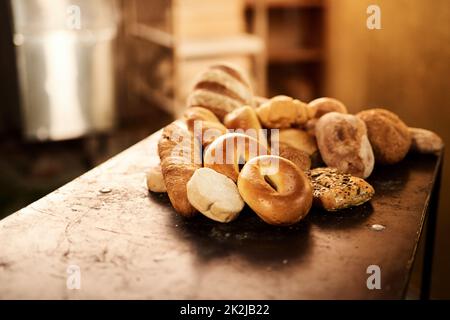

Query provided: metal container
[11,0,119,141]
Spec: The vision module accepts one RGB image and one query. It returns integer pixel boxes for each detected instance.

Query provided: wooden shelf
[246,0,323,8]
[130,24,264,60]
[268,48,322,63]
[177,34,264,59]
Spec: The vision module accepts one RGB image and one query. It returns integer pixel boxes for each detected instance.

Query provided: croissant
[158,121,202,217]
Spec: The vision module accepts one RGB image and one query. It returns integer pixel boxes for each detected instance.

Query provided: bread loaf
[315,112,375,178]
[409,127,444,155]
[187,64,253,120]
[357,108,411,164]
[158,121,202,217]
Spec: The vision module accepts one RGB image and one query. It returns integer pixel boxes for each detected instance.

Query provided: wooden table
[0,130,443,299]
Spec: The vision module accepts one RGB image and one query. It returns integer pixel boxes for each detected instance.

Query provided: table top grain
[0,130,442,299]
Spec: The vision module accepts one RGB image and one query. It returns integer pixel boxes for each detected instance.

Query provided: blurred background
[0,0,449,298]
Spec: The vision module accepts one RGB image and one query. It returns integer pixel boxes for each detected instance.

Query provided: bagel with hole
[237,155,313,226]
[203,133,268,182]
[315,112,374,179]
[187,168,244,223]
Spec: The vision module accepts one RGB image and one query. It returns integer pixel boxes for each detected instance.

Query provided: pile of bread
[146,64,443,226]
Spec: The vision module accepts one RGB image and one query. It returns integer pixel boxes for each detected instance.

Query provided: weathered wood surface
[0,130,441,299]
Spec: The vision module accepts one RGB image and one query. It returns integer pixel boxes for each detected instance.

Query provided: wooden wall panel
[325,0,450,298]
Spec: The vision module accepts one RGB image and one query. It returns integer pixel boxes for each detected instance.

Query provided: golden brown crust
[277,143,311,171]
[223,105,266,145]
[237,155,313,226]
[307,168,375,211]
[307,97,348,119]
[158,121,202,217]
[256,95,308,129]
[315,112,374,178]
[357,108,411,164]
[409,127,444,155]
[184,107,227,147]
[187,64,253,120]
[277,128,318,156]
[203,133,267,182]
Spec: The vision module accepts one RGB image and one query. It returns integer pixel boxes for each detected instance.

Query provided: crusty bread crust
[307,168,374,211]
[187,64,253,120]
[184,107,227,147]
[256,95,308,129]
[315,112,374,178]
[204,133,267,182]
[158,121,201,217]
[237,155,313,226]
[277,143,311,171]
[409,127,444,155]
[357,108,411,164]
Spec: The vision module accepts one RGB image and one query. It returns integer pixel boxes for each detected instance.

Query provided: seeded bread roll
[409,127,444,155]
[316,112,375,179]
[187,64,253,120]
[357,108,411,165]
[307,168,375,211]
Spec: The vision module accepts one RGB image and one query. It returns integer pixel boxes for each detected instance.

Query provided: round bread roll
[277,128,318,156]
[307,97,348,119]
[187,168,244,223]
[256,95,308,129]
[306,97,348,136]
[187,64,253,120]
[223,105,266,144]
[277,143,311,171]
[237,155,313,226]
[204,133,268,182]
[146,164,166,193]
[184,107,227,147]
[409,127,444,155]
[356,108,411,164]
[315,112,375,178]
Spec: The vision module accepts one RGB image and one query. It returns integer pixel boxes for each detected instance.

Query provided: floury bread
[187,168,244,223]
[187,64,254,121]
[315,112,375,179]
[158,121,202,217]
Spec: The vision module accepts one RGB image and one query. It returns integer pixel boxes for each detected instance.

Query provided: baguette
[158,121,202,217]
